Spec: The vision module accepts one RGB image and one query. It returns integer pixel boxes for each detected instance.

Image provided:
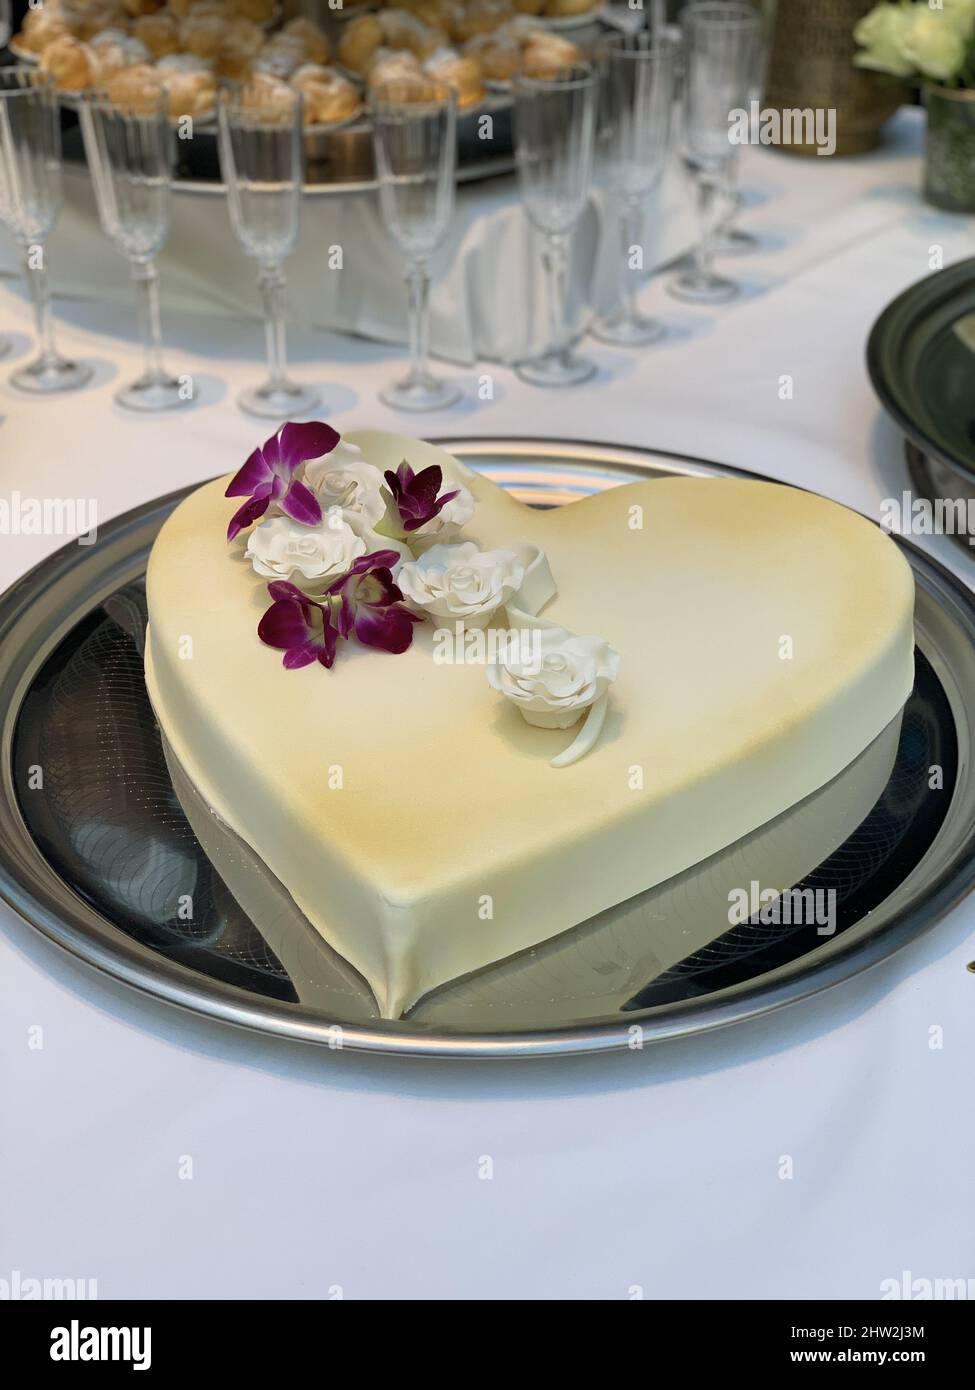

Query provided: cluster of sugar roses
[225,420,525,668]
[225,423,620,757]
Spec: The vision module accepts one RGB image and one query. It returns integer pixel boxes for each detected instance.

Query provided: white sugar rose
[439,484,475,527]
[397,541,524,629]
[303,441,386,529]
[488,627,621,729]
[245,513,366,593]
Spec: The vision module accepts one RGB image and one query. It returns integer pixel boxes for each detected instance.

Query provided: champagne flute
[513,63,598,387]
[668,1,761,304]
[81,87,188,411]
[217,85,319,419]
[713,0,767,255]
[0,68,93,392]
[371,76,460,413]
[593,31,679,347]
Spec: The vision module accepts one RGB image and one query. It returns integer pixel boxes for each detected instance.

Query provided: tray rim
[866,255,975,485]
[60,148,517,200]
[1,438,974,1059]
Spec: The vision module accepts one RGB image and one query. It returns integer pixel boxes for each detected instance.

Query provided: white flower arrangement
[854,0,975,86]
[229,423,622,767]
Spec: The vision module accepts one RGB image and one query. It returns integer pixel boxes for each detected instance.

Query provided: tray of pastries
[337,6,586,104]
[7,0,599,186]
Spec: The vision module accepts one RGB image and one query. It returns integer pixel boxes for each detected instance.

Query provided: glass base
[515,349,597,388]
[10,353,93,394]
[238,378,321,419]
[714,227,759,256]
[116,372,192,413]
[379,372,461,413]
[668,269,739,305]
[591,312,667,348]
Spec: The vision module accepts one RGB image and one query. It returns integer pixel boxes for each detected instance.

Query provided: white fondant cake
[144,429,916,1017]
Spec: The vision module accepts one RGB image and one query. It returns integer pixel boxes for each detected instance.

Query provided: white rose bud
[408,482,477,554]
[487,627,621,729]
[304,442,386,529]
[397,541,523,629]
[435,483,475,528]
[245,514,366,593]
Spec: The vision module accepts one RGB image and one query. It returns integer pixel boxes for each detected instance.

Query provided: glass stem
[406,258,430,385]
[693,167,723,285]
[131,259,166,383]
[716,152,740,238]
[24,248,59,364]
[542,231,570,361]
[618,197,642,327]
[258,260,289,389]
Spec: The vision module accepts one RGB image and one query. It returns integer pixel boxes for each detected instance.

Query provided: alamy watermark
[432,622,542,668]
[880,490,975,546]
[0,492,98,544]
[881,1270,975,1300]
[0,1269,97,1299]
[728,880,837,936]
[729,101,837,157]
[50,1321,151,1371]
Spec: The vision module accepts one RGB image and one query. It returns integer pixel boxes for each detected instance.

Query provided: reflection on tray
[13,582,956,1031]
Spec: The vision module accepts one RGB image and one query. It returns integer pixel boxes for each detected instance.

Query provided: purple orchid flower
[257,580,339,670]
[378,461,459,537]
[326,550,423,655]
[225,421,341,541]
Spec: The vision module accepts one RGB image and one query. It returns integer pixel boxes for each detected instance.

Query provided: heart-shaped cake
[145,430,915,1017]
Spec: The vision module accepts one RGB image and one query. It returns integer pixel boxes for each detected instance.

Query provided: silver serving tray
[56,77,517,193]
[1,439,974,1058]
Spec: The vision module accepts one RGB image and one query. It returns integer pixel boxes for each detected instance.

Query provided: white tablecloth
[2,107,974,1301]
[0,151,698,366]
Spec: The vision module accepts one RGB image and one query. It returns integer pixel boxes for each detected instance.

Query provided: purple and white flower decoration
[326,550,422,654]
[229,424,619,765]
[376,460,461,540]
[227,423,493,672]
[257,581,340,671]
[225,421,340,541]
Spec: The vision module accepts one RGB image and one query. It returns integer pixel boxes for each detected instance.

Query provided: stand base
[379,373,461,413]
[591,313,667,348]
[238,379,321,420]
[10,354,93,394]
[714,227,759,256]
[116,373,193,413]
[515,349,596,388]
[668,269,738,305]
